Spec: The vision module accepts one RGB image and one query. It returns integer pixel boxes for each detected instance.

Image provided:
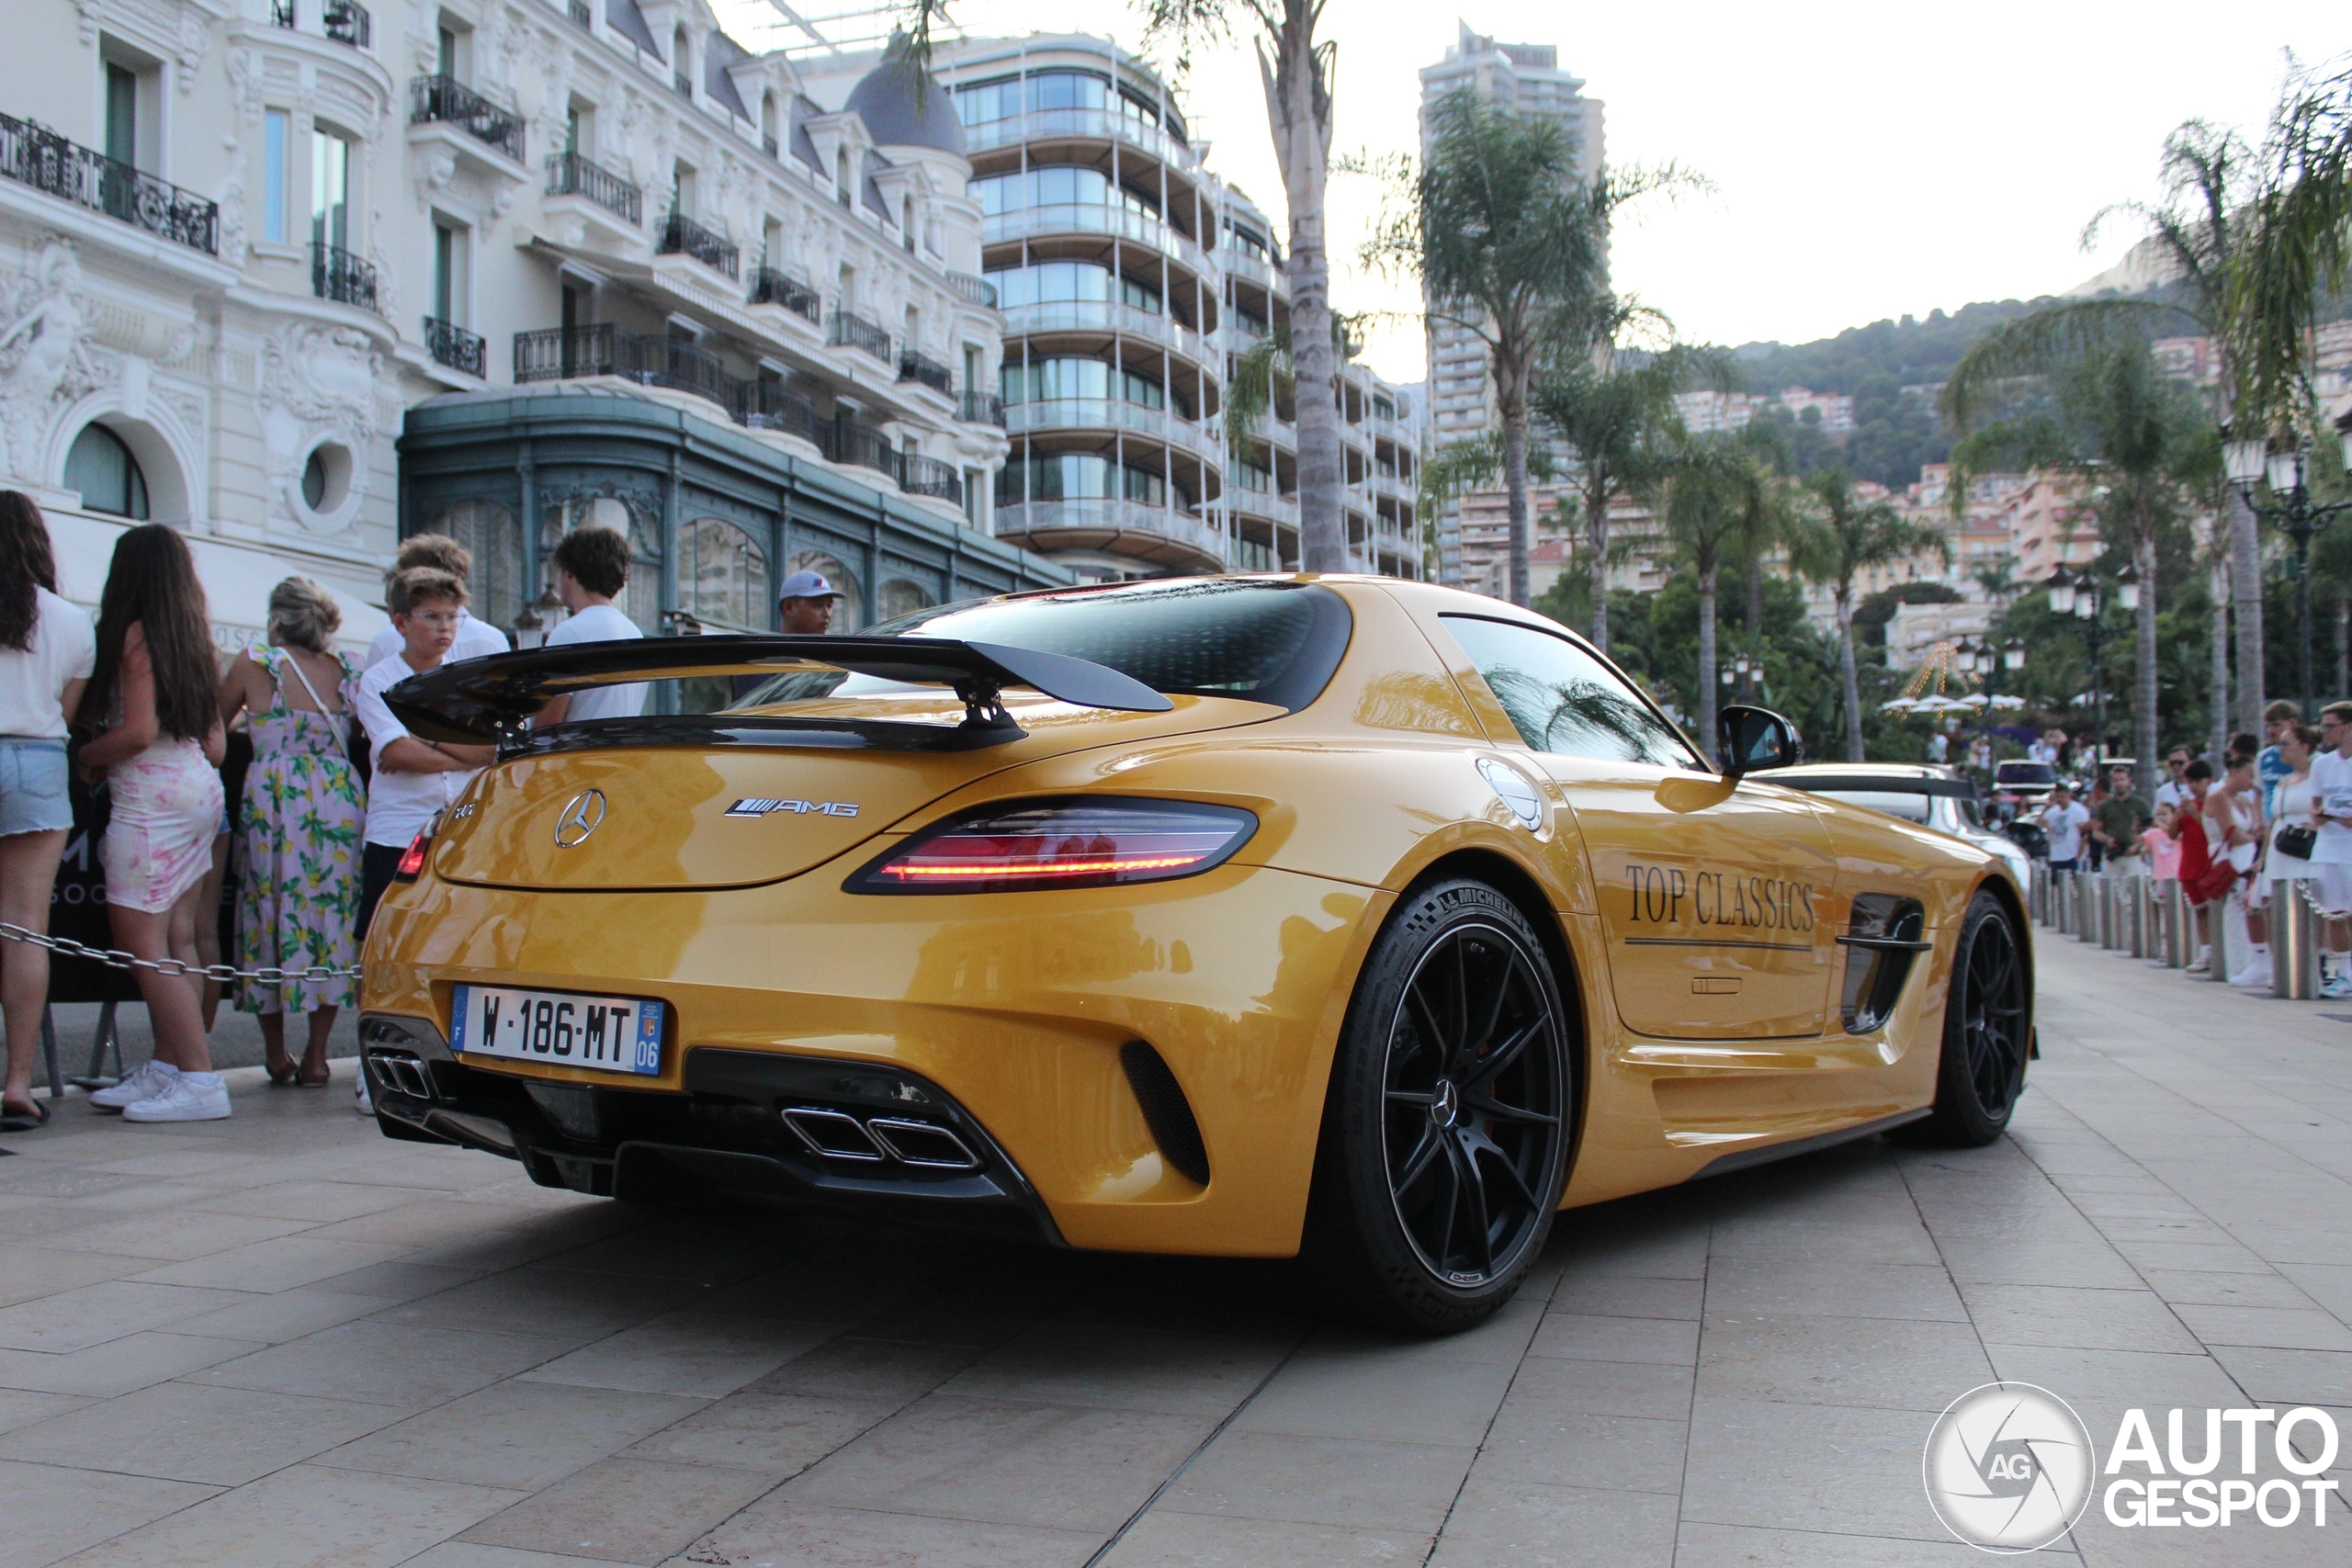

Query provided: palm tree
[1650,435,1766,755]
[1945,322,2213,797]
[899,1,1352,569]
[1790,469,1949,761]
[1531,343,1713,650]
[1362,90,1617,606]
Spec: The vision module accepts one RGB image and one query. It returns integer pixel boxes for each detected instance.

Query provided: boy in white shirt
[362,534,511,668]
[2041,784,2090,875]
[537,526,645,726]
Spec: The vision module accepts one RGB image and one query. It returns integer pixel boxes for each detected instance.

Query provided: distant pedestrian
[2041,784,2089,876]
[2145,803,2182,886]
[363,535,511,668]
[217,578,362,1087]
[2306,702,2352,996]
[2155,746,2194,810]
[777,570,843,635]
[2177,761,2222,974]
[536,527,644,726]
[2242,722,2319,991]
[2093,764,2153,878]
[2211,750,2264,987]
[75,525,231,1122]
[0,493,94,1134]
[2257,700,2301,818]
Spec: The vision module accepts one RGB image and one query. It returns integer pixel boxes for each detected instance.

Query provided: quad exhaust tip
[780,1105,982,1170]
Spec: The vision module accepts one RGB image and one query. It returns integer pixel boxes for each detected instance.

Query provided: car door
[1440,615,1838,1041]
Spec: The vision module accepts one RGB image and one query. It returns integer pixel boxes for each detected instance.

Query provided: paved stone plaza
[0,935,2342,1567]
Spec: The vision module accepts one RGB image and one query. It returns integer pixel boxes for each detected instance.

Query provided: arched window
[427,500,522,631]
[876,579,933,621]
[541,495,662,633]
[678,516,770,630]
[788,549,861,630]
[63,423,149,519]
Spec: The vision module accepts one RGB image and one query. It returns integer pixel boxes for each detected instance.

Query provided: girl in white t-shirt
[0,494,95,1134]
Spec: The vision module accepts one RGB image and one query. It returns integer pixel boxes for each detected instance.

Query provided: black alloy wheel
[1915,889,2031,1145]
[1306,878,1573,1332]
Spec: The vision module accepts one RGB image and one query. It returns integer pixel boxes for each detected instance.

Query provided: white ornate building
[3,0,1057,653]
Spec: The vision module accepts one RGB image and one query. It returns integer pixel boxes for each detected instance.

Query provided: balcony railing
[311,242,378,310]
[733,378,822,446]
[517,326,972,507]
[323,0,370,47]
[898,351,952,397]
[958,390,1005,427]
[946,270,998,308]
[899,454,963,506]
[567,0,592,28]
[657,211,738,278]
[410,75,526,163]
[831,421,898,480]
[827,309,890,362]
[423,315,484,377]
[749,265,820,323]
[544,150,640,225]
[0,113,217,255]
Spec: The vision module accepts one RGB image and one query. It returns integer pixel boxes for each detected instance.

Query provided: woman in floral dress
[219,578,363,1085]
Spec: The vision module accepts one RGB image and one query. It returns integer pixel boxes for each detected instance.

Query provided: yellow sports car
[360,576,2032,1331]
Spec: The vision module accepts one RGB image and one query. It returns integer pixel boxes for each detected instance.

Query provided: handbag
[2188,856,2239,905]
[2275,823,2318,860]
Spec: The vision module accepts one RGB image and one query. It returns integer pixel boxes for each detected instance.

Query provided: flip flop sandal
[296,1064,333,1088]
[266,1061,300,1087]
[0,1100,52,1133]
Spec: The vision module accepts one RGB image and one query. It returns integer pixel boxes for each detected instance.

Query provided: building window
[104,62,137,167]
[901,197,915,253]
[968,165,1159,220]
[834,148,852,209]
[311,128,352,251]
[999,452,1185,510]
[65,423,149,519]
[678,516,770,630]
[984,261,1158,315]
[431,501,523,632]
[263,109,288,243]
[432,219,468,325]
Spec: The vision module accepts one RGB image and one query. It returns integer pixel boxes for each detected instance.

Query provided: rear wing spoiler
[384,634,1172,745]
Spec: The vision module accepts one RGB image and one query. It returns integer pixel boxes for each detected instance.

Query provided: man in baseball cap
[777,569,843,634]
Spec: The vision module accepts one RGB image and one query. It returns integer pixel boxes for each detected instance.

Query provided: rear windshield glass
[732,580,1351,712]
[1804,789,1932,825]
[1996,762,2055,785]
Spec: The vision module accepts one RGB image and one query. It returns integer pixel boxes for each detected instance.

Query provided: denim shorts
[0,737,71,837]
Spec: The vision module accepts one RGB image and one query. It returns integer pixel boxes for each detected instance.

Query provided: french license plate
[449,984,663,1077]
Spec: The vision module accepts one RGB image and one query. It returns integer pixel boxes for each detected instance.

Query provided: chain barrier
[0,921,362,987]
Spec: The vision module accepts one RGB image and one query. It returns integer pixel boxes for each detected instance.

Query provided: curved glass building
[810,34,1424,583]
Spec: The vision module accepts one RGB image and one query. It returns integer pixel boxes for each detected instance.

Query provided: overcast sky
[733,2,2348,384]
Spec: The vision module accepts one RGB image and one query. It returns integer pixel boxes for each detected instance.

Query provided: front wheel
[1304,878,1575,1333]
[1913,888,2031,1145]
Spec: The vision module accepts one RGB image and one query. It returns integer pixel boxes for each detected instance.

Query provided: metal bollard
[2080,875,2102,944]
[2031,863,2050,924]
[2055,873,2075,935]
[2206,893,2231,981]
[2123,879,2146,957]
[2100,879,2121,950]
[2165,881,2190,967]
[2275,879,2319,1000]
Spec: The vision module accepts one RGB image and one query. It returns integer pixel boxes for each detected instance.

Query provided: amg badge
[727,797,861,818]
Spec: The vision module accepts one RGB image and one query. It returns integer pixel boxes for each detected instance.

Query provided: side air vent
[1837,893,1930,1034]
[1119,1040,1211,1186]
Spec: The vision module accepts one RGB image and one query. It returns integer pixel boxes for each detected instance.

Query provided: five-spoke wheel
[1307,878,1573,1331]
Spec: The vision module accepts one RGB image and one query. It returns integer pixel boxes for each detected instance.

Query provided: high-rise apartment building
[804,33,1424,582]
[1419,22,1602,592]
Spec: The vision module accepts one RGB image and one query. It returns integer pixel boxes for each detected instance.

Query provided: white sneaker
[2231,959,2273,988]
[121,1073,231,1123]
[355,1076,373,1115]
[89,1059,176,1111]
[2186,947,2211,975]
[2323,972,2352,999]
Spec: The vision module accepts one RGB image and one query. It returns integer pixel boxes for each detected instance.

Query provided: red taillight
[848,799,1257,894]
[393,829,431,882]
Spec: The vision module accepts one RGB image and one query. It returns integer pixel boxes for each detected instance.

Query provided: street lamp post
[2225,438,2352,717]
[1956,633,2027,779]
[2047,563,2138,774]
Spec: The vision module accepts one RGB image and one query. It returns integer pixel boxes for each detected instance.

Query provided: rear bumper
[358,861,1387,1257]
[359,1018,1058,1243]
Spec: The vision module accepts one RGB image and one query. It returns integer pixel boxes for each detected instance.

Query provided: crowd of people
[0,492,674,1130]
[2035,701,2344,992]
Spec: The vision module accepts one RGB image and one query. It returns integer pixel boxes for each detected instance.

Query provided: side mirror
[1719,705,1803,778]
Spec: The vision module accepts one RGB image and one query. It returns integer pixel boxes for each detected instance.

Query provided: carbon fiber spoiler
[384,634,1173,745]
